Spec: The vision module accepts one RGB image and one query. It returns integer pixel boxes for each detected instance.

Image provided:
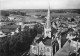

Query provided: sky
[0,0,80,10]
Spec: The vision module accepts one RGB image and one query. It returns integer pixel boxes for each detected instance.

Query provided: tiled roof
[72,38,80,42]
[42,38,52,46]
[36,37,43,43]
[52,28,58,34]
[35,37,52,46]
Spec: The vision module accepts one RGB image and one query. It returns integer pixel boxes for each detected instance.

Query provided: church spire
[46,2,51,28]
[44,2,51,38]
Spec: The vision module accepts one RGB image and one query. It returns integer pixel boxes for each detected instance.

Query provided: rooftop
[35,37,52,46]
[54,41,76,56]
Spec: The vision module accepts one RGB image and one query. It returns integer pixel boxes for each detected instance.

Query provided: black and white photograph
[0,0,80,56]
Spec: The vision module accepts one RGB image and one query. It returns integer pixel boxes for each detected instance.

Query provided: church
[30,38,53,56]
[29,4,53,56]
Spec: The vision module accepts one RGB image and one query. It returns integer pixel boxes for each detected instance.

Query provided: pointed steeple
[46,3,51,28]
[44,2,51,38]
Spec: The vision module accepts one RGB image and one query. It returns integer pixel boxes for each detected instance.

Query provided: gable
[39,41,45,47]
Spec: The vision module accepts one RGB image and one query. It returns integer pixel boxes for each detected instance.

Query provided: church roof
[36,37,43,43]
[43,38,52,46]
[35,37,52,46]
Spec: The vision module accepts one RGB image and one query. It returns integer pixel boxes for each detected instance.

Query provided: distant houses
[8,14,23,21]
[8,14,44,30]
[1,25,20,36]
[0,14,45,37]
[8,14,44,23]
[0,31,6,37]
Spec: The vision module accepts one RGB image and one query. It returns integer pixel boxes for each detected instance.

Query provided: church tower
[44,4,51,38]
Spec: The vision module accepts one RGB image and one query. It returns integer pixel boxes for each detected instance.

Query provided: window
[46,31,49,34]
[47,48,50,52]
[33,47,37,50]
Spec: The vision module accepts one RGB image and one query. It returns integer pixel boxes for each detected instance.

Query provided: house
[8,14,23,21]
[1,25,20,35]
[15,22,23,31]
[30,38,53,56]
[16,21,23,25]
[0,22,7,26]
[66,32,80,49]
[66,33,76,40]
[22,22,37,30]
[8,16,15,20]
[70,38,80,48]
[0,31,6,37]
[11,32,15,35]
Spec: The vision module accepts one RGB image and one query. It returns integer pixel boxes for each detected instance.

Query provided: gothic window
[47,48,50,52]
[33,47,37,50]
[46,31,49,34]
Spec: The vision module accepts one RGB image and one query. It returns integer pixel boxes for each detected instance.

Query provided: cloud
[0,0,80,10]
[50,0,80,9]
[0,0,47,9]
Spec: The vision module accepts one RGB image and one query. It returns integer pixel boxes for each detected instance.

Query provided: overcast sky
[0,0,80,10]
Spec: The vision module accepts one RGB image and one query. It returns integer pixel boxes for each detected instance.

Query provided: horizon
[0,0,80,10]
[1,9,80,11]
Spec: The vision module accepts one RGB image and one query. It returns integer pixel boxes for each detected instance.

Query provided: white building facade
[30,41,53,56]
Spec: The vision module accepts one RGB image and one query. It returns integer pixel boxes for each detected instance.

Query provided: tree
[23,26,29,31]
[1,11,9,16]
[0,28,37,56]
[34,23,44,34]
